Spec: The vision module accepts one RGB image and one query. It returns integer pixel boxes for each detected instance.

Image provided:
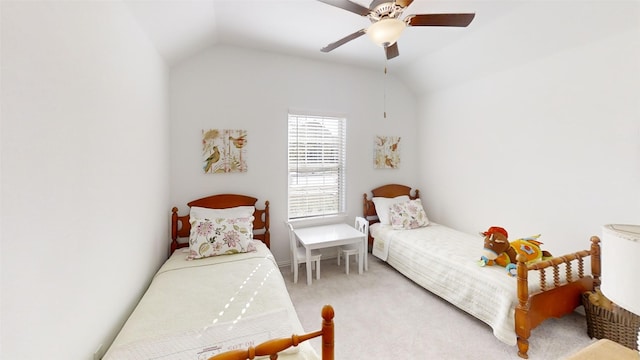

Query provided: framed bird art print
[202,129,247,173]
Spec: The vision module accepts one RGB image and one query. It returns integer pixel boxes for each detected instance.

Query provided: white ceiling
[124,0,639,93]
[124,0,519,70]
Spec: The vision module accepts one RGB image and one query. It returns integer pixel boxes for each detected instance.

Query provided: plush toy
[478,226,552,276]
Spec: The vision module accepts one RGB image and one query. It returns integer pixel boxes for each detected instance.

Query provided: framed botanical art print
[374,135,400,169]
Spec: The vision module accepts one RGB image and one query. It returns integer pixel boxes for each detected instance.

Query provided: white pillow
[372,195,410,225]
[190,205,255,221]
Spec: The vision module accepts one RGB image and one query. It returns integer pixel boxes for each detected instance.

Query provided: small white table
[294,223,366,285]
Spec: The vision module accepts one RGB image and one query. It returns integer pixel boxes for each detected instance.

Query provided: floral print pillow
[389,199,429,230]
[187,216,256,260]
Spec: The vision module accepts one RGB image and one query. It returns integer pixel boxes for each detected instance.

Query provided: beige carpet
[281,254,596,359]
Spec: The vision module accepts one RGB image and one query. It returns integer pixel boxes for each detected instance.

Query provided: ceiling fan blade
[406,13,475,27]
[385,42,399,60]
[321,29,367,52]
[396,0,414,8]
[317,0,371,16]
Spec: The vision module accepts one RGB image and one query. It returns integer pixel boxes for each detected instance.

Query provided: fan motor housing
[369,2,404,21]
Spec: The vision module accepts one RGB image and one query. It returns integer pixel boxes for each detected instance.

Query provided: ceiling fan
[317,0,475,60]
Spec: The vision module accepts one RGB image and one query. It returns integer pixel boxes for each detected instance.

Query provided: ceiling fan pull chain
[383,64,387,119]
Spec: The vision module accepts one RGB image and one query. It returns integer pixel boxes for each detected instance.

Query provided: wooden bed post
[263,201,270,249]
[362,192,368,214]
[362,193,375,249]
[208,305,335,360]
[171,207,179,254]
[515,254,531,359]
[590,236,601,289]
[322,305,335,360]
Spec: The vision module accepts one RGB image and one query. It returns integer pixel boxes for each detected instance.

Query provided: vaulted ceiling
[124,1,514,68]
[124,1,638,93]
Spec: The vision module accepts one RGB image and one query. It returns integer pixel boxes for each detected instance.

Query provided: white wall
[414,1,640,256]
[1,2,169,359]
[170,45,419,264]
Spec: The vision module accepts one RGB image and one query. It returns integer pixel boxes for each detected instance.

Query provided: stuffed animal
[478,226,552,276]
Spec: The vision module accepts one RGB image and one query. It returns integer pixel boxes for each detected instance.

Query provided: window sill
[287,214,348,228]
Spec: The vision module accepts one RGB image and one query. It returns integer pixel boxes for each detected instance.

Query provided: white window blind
[288,114,346,219]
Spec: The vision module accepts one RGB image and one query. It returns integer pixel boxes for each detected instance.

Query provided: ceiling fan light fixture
[367,18,406,47]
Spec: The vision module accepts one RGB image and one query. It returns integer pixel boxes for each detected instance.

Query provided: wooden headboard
[362,184,419,247]
[170,194,270,254]
[362,184,420,221]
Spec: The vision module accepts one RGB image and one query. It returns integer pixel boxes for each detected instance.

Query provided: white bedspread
[371,223,529,345]
[104,241,318,360]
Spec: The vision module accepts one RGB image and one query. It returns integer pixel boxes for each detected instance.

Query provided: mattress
[103,241,318,360]
[371,222,558,346]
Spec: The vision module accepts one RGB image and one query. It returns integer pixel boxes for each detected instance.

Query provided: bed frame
[362,184,420,250]
[209,305,335,360]
[171,194,271,253]
[169,194,333,360]
[363,184,601,359]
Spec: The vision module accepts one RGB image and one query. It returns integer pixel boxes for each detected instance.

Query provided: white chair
[286,222,322,284]
[337,217,369,274]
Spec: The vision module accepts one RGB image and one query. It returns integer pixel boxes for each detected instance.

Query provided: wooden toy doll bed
[363,184,601,359]
[103,194,333,360]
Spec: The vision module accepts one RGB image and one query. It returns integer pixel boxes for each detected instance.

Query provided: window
[288,113,346,219]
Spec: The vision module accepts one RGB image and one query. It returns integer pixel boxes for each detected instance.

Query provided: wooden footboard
[209,305,335,360]
[515,236,601,359]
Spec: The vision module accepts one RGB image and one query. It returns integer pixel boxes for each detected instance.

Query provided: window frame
[287,113,347,220]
